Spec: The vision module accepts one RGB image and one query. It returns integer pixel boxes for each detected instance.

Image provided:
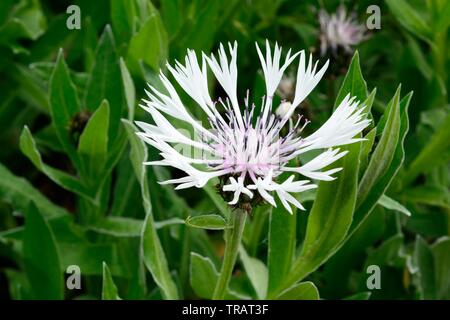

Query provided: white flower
[319,6,367,56]
[136,40,370,213]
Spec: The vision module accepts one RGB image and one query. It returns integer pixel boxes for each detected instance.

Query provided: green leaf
[276,141,361,296]
[412,236,436,299]
[128,2,168,71]
[365,234,404,268]
[267,203,296,296]
[435,0,450,32]
[343,292,372,300]
[431,237,450,299]
[102,262,121,300]
[351,90,412,233]
[239,246,268,299]
[385,0,432,40]
[77,100,109,181]
[120,57,135,120]
[110,0,136,44]
[122,119,178,300]
[189,252,219,299]
[400,185,450,209]
[20,126,92,200]
[0,162,68,219]
[186,214,228,230]
[49,50,82,171]
[404,111,450,185]
[378,195,411,217]
[86,216,184,237]
[189,252,244,299]
[276,282,319,300]
[84,26,123,146]
[335,51,368,107]
[59,243,120,276]
[23,204,63,299]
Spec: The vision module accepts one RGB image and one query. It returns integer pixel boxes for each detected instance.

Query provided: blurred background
[0,0,449,300]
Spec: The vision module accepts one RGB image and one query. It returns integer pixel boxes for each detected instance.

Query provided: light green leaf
[102,262,121,300]
[189,252,219,299]
[239,245,268,299]
[120,57,135,120]
[267,203,296,296]
[23,204,63,299]
[385,0,431,40]
[186,214,228,230]
[276,281,319,300]
[122,119,178,300]
[378,195,411,216]
[189,252,244,299]
[128,2,168,71]
[20,126,92,200]
[77,100,109,181]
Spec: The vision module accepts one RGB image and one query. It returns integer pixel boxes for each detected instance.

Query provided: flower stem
[212,207,247,300]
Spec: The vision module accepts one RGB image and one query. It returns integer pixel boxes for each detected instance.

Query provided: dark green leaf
[0,162,68,219]
[49,50,82,171]
[23,204,63,299]
[84,26,123,145]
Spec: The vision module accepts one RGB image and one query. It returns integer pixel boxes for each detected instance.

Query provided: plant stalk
[212,207,247,300]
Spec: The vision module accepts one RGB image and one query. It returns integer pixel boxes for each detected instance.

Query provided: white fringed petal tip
[136,40,370,213]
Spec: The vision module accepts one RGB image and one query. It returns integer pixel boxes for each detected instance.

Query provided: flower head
[136,40,369,213]
[319,6,367,56]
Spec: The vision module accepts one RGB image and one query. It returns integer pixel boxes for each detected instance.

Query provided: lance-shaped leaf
[122,119,178,300]
[77,100,109,183]
[120,57,135,120]
[239,245,268,299]
[128,2,168,71]
[335,51,368,107]
[274,140,361,297]
[23,204,63,299]
[102,262,121,300]
[20,126,92,200]
[49,49,82,171]
[84,26,123,146]
[351,89,412,234]
[385,0,431,41]
[267,202,296,296]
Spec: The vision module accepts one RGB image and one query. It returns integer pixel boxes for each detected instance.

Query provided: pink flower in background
[319,6,367,56]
